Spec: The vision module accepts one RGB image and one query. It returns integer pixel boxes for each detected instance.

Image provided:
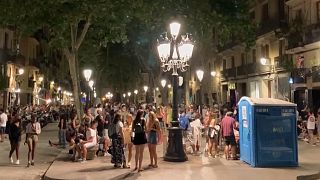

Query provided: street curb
[42,149,72,180]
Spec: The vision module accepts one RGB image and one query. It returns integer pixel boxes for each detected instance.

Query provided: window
[262,3,269,21]
[252,49,256,63]
[231,56,235,68]
[223,59,227,70]
[265,44,269,58]
[317,2,320,22]
[241,53,245,65]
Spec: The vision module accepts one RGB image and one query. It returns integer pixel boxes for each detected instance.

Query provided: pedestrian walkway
[43,141,320,180]
[0,123,62,180]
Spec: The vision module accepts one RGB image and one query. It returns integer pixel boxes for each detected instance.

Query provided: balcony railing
[221,68,237,80]
[312,66,320,83]
[292,68,309,84]
[246,63,271,75]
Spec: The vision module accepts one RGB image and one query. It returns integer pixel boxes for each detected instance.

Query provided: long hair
[133,110,144,125]
[113,113,121,124]
[147,111,157,129]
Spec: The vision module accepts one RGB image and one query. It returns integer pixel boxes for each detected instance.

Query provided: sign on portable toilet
[238,97,298,167]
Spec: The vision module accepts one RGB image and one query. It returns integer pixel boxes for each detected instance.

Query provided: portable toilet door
[238,97,253,165]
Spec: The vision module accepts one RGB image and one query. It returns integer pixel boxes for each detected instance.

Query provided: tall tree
[1,0,134,119]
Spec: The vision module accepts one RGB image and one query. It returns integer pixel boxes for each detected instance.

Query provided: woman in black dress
[132,110,147,172]
[109,113,128,168]
[8,115,22,165]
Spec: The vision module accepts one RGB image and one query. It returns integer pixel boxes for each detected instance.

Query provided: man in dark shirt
[58,113,67,148]
[220,112,236,160]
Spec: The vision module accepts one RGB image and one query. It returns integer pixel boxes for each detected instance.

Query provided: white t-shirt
[0,113,8,127]
[86,128,97,144]
[307,115,316,130]
[190,119,202,136]
[116,121,124,134]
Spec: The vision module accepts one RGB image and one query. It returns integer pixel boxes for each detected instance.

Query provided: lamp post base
[164,127,188,162]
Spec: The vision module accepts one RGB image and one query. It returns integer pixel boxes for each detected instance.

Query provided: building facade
[0,28,40,109]
[286,0,320,111]
[213,0,290,109]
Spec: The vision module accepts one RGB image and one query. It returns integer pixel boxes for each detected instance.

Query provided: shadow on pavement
[297,172,320,180]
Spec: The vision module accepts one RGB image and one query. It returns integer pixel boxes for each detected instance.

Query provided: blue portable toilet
[238,97,298,167]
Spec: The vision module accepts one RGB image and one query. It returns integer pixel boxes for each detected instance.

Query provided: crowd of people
[0,102,242,169]
[297,106,320,146]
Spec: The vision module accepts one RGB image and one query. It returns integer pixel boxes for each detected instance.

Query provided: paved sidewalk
[0,123,62,180]
[44,140,320,180]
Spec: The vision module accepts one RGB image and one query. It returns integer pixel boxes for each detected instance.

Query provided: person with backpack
[108,113,128,168]
[132,110,147,172]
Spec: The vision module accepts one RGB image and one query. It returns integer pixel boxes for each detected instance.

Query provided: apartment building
[0,28,40,109]
[286,0,320,111]
[214,0,290,108]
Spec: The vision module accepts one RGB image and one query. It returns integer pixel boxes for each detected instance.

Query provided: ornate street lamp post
[157,22,194,162]
[143,86,148,103]
[83,69,92,109]
[134,90,138,104]
[196,70,204,114]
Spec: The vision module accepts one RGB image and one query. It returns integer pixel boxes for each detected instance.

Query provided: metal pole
[172,75,179,127]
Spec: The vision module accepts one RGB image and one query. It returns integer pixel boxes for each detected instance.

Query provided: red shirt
[221,116,236,137]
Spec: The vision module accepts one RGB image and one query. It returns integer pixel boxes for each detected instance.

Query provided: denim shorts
[148,131,157,144]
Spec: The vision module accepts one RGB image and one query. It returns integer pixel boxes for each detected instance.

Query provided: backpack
[108,123,117,138]
[134,119,144,134]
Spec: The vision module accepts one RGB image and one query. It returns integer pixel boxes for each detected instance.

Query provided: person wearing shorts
[25,115,41,167]
[221,112,237,160]
[78,121,98,162]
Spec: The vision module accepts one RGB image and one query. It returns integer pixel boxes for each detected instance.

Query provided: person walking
[220,112,236,160]
[8,115,22,164]
[208,112,219,157]
[307,112,316,146]
[147,111,160,168]
[0,109,8,142]
[25,115,41,167]
[132,110,147,172]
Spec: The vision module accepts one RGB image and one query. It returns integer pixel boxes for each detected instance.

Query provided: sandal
[138,169,144,172]
[148,164,154,167]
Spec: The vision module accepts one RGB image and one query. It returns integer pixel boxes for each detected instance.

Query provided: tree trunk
[63,49,83,122]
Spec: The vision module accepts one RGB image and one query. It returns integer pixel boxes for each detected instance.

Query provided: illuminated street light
[260,57,268,66]
[123,93,126,98]
[88,80,94,89]
[128,92,132,97]
[196,70,204,82]
[143,86,148,92]
[161,79,167,88]
[18,68,24,75]
[134,90,138,94]
[83,69,92,81]
[211,71,217,77]
[168,84,172,88]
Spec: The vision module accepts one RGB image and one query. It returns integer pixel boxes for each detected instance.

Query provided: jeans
[59,129,67,147]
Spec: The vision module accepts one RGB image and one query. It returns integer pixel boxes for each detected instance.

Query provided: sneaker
[77,158,83,162]
[303,138,309,142]
[9,157,13,164]
[15,160,20,165]
[80,159,87,163]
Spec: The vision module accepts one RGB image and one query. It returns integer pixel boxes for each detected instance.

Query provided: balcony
[292,68,309,84]
[236,65,247,76]
[246,63,271,75]
[221,68,236,80]
[274,55,291,71]
[312,66,320,83]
